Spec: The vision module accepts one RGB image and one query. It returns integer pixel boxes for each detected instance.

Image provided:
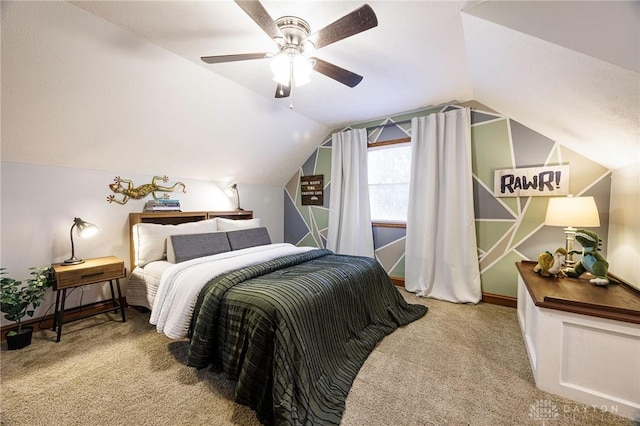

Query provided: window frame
[367,136,411,228]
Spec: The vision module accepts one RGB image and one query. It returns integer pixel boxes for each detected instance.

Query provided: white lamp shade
[271,52,291,86]
[76,220,99,238]
[271,51,314,87]
[293,55,313,86]
[544,196,600,227]
[64,217,99,265]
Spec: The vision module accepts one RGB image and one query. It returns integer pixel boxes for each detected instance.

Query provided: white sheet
[126,261,173,309]
[150,243,315,339]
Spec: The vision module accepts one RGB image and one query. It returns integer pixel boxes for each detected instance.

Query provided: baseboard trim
[480,292,517,308]
[0,300,122,341]
[390,277,405,287]
[390,276,517,308]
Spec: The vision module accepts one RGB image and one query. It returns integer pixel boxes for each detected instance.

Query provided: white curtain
[404,108,481,303]
[327,128,374,258]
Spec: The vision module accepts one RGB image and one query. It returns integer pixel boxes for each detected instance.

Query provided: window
[368,142,411,223]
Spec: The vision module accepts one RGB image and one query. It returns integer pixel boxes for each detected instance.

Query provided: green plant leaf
[0,266,53,326]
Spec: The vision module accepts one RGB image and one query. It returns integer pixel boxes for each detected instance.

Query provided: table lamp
[544,196,600,266]
[228,184,244,211]
[63,217,99,265]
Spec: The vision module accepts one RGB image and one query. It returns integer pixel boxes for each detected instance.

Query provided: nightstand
[51,256,127,342]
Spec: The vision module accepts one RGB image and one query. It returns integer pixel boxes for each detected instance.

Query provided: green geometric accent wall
[389,255,405,278]
[473,110,611,296]
[476,220,515,253]
[284,136,331,248]
[315,146,332,184]
[471,119,519,215]
[471,119,512,187]
[284,102,612,299]
[480,250,525,298]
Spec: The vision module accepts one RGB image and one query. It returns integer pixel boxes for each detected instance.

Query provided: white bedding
[150,243,315,339]
[126,261,173,310]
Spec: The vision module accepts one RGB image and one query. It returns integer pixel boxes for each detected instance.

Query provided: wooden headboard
[128,210,253,270]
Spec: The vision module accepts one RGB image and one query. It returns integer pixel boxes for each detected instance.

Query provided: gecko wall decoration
[107,175,186,205]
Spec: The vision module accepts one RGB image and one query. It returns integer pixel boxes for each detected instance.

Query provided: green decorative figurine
[564,229,609,286]
[534,247,567,277]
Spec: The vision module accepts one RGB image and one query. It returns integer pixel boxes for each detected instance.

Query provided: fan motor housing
[275,16,311,49]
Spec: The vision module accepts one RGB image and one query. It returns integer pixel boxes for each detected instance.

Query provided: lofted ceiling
[70,0,640,171]
[69,0,475,128]
[2,1,638,186]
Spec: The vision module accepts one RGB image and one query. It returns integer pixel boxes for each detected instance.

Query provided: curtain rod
[365,119,412,131]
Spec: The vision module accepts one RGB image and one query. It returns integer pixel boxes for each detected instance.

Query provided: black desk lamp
[63,218,99,265]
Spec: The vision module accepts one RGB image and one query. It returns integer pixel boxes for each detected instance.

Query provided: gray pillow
[167,232,231,263]
[226,227,272,251]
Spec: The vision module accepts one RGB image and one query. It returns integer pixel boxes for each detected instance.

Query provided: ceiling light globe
[271,52,291,86]
[293,55,313,87]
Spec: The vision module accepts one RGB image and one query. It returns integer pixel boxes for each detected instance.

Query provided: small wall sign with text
[494,165,570,197]
[301,175,324,206]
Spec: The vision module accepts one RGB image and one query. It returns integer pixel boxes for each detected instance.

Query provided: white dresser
[516,261,640,421]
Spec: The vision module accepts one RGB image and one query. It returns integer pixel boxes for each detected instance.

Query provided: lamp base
[63,258,85,265]
[563,226,577,268]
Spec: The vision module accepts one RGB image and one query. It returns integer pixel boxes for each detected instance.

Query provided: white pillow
[132,218,219,267]
[216,217,261,231]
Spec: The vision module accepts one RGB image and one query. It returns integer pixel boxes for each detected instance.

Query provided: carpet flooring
[1,290,635,425]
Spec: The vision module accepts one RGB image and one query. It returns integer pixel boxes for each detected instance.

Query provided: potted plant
[1,266,53,350]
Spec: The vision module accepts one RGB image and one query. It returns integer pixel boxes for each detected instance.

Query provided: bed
[126,210,427,425]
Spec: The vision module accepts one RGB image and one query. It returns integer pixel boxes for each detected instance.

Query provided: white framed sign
[494,165,570,197]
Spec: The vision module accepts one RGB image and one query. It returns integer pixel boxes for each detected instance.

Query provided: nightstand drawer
[53,256,125,289]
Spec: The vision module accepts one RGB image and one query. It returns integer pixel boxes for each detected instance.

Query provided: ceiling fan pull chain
[289,88,294,110]
[289,61,295,109]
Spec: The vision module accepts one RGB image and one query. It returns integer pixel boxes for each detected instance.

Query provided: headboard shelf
[128,210,254,269]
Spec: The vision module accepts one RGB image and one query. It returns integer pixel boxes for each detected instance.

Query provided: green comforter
[188,249,427,425]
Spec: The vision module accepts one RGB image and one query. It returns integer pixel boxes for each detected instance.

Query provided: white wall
[1,1,327,186]
[0,1,296,329]
[608,162,640,287]
[0,162,283,327]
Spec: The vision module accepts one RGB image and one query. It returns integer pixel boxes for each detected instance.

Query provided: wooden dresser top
[516,260,640,324]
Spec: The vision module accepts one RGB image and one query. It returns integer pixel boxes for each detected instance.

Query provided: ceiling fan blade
[275,83,291,98]
[235,0,283,40]
[313,58,363,88]
[305,5,378,49]
[201,53,269,64]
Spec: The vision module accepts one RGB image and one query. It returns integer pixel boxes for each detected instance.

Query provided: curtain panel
[404,108,481,303]
[327,128,374,258]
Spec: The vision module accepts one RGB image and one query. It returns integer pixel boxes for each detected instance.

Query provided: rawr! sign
[494,165,570,197]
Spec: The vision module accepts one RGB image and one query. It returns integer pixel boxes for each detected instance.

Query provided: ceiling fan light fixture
[202,2,378,98]
[293,55,313,86]
[301,39,315,55]
[270,50,313,88]
[270,51,291,86]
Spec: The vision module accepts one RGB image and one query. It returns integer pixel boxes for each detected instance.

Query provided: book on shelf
[145,199,180,205]
[144,206,181,212]
[146,203,180,207]
[143,199,181,212]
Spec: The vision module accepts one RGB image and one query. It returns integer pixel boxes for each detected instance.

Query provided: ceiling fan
[201,1,378,99]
